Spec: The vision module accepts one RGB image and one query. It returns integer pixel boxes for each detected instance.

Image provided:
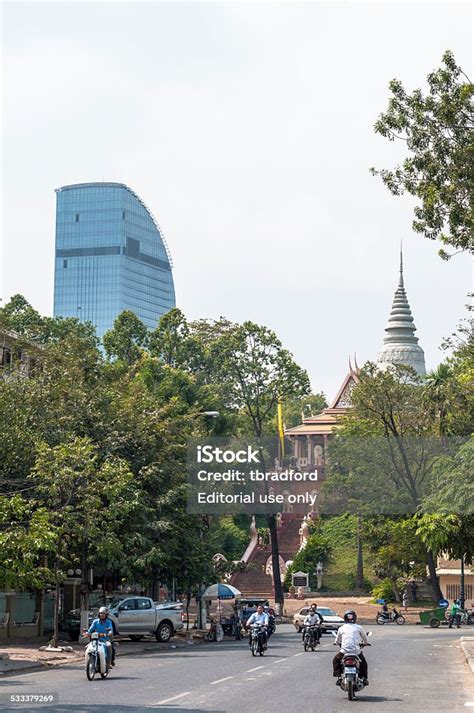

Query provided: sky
[1,1,472,400]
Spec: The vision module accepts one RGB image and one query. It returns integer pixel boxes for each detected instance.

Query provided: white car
[293,606,344,633]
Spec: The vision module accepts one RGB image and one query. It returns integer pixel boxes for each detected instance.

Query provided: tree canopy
[371,51,473,259]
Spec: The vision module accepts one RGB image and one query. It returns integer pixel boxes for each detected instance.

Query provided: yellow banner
[277,397,285,458]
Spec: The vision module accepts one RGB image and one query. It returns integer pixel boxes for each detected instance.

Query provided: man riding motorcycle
[333,610,369,686]
[246,605,269,649]
[85,607,115,666]
[302,603,322,644]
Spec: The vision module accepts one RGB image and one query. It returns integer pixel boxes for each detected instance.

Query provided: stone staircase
[231,516,303,597]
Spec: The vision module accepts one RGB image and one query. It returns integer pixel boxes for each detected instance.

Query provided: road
[0,625,472,712]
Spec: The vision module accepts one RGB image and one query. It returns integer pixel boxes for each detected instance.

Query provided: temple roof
[285,361,360,437]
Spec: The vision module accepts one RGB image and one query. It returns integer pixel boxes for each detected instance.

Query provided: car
[63,607,119,642]
[293,606,344,633]
[108,596,184,641]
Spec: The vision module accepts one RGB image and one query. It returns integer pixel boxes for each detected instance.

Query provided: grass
[317,515,375,592]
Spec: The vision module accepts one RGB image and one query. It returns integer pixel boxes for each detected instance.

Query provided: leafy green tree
[363,517,427,601]
[281,392,327,429]
[30,437,133,645]
[0,495,56,590]
[103,311,149,365]
[213,321,310,607]
[323,363,445,599]
[285,526,332,591]
[371,51,473,258]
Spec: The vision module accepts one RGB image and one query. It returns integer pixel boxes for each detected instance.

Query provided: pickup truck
[108,597,184,642]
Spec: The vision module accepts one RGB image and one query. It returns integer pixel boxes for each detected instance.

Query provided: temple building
[285,249,426,476]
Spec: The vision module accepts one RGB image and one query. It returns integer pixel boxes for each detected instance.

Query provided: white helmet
[98,606,108,615]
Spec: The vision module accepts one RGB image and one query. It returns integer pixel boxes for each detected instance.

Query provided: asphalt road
[0,625,472,713]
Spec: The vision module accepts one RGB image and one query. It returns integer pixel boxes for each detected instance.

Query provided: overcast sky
[1,1,472,399]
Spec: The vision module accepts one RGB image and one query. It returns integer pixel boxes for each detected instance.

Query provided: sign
[438,598,449,609]
[292,571,309,588]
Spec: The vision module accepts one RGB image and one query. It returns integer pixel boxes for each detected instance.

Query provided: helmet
[344,610,357,623]
[98,606,108,615]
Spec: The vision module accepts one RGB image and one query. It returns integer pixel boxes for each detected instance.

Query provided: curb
[460,637,474,674]
[0,636,205,677]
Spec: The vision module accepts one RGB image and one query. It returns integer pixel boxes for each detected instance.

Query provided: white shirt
[247,612,269,627]
[335,623,368,654]
[304,612,322,626]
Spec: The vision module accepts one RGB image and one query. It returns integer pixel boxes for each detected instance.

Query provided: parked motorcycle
[249,624,267,657]
[333,631,372,701]
[376,609,405,625]
[84,632,112,681]
[303,625,320,651]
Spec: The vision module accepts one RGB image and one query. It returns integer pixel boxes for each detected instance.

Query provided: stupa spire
[377,249,426,376]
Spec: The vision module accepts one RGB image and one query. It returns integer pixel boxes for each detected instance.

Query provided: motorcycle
[249,624,267,657]
[333,631,371,701]
[376,609,405,625]
[303,625,320,651]
[84,631,112,680]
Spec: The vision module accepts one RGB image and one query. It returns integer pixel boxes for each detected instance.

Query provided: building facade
[53,183,175,339]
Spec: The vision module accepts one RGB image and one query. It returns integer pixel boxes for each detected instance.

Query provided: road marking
[464,703,474,707]
[211,676,233,685]
[154,692,190,705]
[247,666,265,672]
[294,652,305,657]
[274,658,288,664]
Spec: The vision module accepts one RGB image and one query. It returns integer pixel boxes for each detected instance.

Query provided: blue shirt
[88,618,113,640]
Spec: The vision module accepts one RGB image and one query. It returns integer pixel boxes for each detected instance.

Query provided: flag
[277,396,285,458]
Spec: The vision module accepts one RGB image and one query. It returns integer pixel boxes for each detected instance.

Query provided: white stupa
[377,250,426,376]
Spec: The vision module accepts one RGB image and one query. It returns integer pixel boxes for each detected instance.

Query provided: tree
[285,526,332,591]
[363,517,427,601]
[323,363,446,599]
[103,311,148,365]
[213,321,310,607]
[30,437,133,646]
[371,51,473,259]
[281,392,327,429]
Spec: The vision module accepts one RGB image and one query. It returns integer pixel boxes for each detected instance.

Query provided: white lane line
[247,665,265,672]
[153,692,190,706]
[294,652,305,657]
[211,676,234,685]
[274,658,288,664]
[464,703,474,707]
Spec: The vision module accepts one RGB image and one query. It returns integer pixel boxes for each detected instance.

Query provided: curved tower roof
[377,250,426,376]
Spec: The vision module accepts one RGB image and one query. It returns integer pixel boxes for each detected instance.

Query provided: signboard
[292,571,309,588]
[438,598,449,609]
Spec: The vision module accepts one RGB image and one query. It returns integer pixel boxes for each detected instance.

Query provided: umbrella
[202,583,241,600]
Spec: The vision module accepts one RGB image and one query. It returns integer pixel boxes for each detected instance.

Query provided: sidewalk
[0,630,207,677]
[460,636,474,673]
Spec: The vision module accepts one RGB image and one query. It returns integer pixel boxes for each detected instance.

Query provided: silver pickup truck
[108,597,184,642]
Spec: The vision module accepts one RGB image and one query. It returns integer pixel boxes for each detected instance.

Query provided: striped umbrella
[202,583,241,600]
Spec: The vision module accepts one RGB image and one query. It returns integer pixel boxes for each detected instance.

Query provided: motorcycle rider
[333,610,370,686]
[448,599,461,629]
[302,603,322,644]
[265,606,276,639]
[246,605,269,649]
[86,607,114,666]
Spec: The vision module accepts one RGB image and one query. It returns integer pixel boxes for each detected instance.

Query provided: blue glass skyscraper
[53,182,175,338]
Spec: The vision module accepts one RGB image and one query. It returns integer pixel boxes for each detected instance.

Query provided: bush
[371,578,394,602]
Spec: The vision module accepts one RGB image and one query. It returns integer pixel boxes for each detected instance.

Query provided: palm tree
[423,363,454,439]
